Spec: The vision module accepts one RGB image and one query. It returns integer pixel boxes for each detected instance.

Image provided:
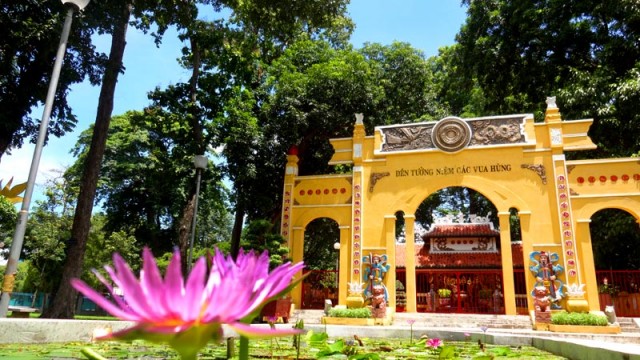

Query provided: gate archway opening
[300,217,340,309]
[590,208,640,316]
[408,186,507,313]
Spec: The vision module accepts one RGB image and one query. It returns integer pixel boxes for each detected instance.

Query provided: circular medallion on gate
[431,117,472,153]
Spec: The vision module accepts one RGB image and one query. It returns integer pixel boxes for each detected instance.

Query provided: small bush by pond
[0,332,568,359]
[551,311,609,326]
[327,307,371,318]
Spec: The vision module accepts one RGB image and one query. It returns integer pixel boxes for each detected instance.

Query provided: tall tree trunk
[41,3,131,319]
[230,190,245,259]
[177,33,203,274]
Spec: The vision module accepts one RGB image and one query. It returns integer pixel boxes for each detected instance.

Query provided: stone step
[291,309,533,329]
[394,312,533,329]
[618,317,640,333]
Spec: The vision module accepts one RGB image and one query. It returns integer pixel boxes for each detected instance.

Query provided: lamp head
[193,155,207,170]
[62,0,90,11]
[333,242,341,250]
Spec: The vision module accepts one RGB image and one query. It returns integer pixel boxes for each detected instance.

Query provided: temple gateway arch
[280,98,640,315]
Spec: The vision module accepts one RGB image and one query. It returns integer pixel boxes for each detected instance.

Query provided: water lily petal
[164,249,185,312]
[140,248,170,317]
[71,279,139,321]
[181,256,207,320]
[111,253,154,319]
[92,269,128,310]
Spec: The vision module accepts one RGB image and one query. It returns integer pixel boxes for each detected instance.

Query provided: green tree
[0,1,103,160]
[45,0,134,319]
[0,196,17,257]
[240,219,288,269]
[150,1,354,260]
[303,218,339,270]
[454,0,640,156]
[591,209,640,270]
[82,214,140,290]
[19,174,75,297]
[65,111,231,254]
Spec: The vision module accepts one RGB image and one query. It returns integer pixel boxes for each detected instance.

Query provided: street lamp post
[187,155,207,272]
[0,0,90,318]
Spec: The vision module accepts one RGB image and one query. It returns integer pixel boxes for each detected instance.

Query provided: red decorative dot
[307,190,313,195]
[577,177,585,184]
[599,176,607,182]
[315,189,321,195]
[622,174,630,181]
[588,176,596,183]
[332,188,338,194]
[634,174,640,181]
[324,189,329,194]
[611,175,618,182]
[299,190,305,196]
[340,188,346,194]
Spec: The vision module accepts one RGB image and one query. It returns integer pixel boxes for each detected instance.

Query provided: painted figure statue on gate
[529,251,564,309]
[363,253,390,303]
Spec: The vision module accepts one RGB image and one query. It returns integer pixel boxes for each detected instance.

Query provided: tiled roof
[395,242,524,269]
[422,223,500,239]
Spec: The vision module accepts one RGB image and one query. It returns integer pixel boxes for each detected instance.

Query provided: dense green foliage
[451,0,640,157]
[590,209,640,270]
[551,311,609,326]
[328,307,372,318]
[0,0,103,160]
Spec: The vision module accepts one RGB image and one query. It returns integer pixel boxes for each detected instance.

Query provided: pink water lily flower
[72,247,304,359]
[426,338,443,349]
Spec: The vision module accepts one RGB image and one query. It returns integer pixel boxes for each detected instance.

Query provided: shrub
[551,311,608,326]
[328,307,372,318]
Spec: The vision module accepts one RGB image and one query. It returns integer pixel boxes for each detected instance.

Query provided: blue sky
[0,1,467,203]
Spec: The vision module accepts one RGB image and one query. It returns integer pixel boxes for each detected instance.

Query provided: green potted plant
[437,288,452,308]
[438,288,452,298]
